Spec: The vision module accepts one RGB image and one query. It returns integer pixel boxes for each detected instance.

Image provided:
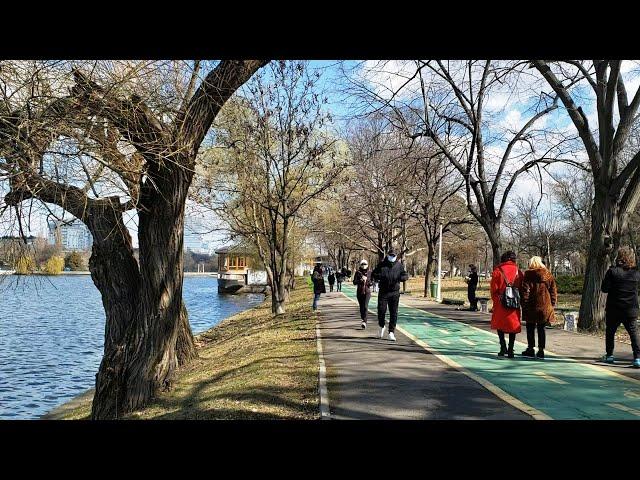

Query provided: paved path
[319,285,640,420]
[317,291,529,419]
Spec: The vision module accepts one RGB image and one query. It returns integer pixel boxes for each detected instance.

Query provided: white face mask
[387,255,397,263]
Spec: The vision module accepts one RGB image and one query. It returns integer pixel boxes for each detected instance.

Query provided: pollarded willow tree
[533,60,640,330]
[0,59,267,418]
[343,60,581,266]
[197,61,348,314]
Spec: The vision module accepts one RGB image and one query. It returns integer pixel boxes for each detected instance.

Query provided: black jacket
[601,266,640,317]
[467,271,478,290]
[311,269,326,294]
[353,268,373,295]
[372,259,409,295]
[328,273,335,285]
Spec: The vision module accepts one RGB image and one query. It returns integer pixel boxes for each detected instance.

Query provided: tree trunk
[578,192,618,331]
[91,160,197,419]
[424,243,435,298]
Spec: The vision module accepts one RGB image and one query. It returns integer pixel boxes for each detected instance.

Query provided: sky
[3,60,639,248]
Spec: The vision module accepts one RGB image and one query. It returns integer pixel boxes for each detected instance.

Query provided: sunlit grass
[54,280,319,420]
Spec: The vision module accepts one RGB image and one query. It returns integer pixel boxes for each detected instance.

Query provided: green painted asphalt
[341,284,640,420]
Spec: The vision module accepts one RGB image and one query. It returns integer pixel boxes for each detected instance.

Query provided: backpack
[498,266,521,309]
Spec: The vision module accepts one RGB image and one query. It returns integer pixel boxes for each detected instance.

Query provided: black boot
[536,349,545,360]
[498,346,507,357]
[521,348,535,357]
[507,349,515,358]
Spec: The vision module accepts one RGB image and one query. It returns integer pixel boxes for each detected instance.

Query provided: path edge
[315,313,331,420]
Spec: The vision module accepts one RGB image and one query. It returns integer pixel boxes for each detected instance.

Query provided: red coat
[490,261,523,334]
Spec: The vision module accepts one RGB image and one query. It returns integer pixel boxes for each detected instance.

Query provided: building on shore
[214,243,269,294]
[47,219,92,251]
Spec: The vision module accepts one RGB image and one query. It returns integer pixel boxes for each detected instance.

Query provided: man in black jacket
[371,248,409,341]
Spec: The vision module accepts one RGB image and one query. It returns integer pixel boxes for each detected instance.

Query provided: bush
[43,256,65,275]
[555,275,584,294]
[65,251,86,271]
[15,255,36,275]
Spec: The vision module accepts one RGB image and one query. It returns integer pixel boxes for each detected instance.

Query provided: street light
[437,224,443,302]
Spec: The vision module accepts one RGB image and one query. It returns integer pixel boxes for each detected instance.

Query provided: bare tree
[0,59,266,418]
[199,61,346,314]
[342,60,580,266]
[533,60,640,330]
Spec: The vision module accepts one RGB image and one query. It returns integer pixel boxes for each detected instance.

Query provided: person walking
[311,263,326,311]
[601,246,640,368]
[353,259,374,329]
[520,256,557,360]
[466,264,479,311]
[336,269,344,292]
[490,251,523,358]
[372,249,409,341]
[328,271,336,292]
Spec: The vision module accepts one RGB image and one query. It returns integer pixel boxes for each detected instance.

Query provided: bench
[476,297,490,313]
[442,298,465,306]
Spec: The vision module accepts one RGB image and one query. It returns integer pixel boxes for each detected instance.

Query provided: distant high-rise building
[47,219,93,251]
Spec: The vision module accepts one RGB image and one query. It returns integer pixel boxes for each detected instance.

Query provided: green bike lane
[341,284,640,420]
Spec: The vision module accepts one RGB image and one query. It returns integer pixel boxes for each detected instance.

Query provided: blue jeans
[313,293,321,310]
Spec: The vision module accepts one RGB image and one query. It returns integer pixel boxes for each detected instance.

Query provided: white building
[47,219,93,251]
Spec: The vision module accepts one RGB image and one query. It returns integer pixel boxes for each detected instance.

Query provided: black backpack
[498,267,521,309]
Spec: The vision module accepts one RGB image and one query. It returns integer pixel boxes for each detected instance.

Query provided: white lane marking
[534,371,568,385]
[315,319,330,420]
[438,328,449,335]
[439,339,451,345]
[607,403,640,417]
[460,339,476,346]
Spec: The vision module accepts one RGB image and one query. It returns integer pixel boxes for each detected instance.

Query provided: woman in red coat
[490,251,524,358]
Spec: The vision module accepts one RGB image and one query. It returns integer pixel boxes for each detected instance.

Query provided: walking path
[317,284,640,420]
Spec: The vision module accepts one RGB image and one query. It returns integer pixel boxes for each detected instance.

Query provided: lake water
[0,275,264,420]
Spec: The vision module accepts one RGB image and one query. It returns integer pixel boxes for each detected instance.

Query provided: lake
[0,275,264,420]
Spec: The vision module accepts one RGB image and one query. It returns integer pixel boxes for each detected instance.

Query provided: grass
[404,276,581,325]
[53,280,319,420]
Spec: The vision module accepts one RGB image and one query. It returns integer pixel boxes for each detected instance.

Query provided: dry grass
[404,276,582,325]
[54,281,319,420]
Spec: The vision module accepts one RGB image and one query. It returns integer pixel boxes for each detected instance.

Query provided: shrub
[43,256,65,275]
[15,255,36,275]
[65,251,86,271]
[555,275,584,294]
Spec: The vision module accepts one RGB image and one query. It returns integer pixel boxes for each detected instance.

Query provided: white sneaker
[379,325,387,338]
[388,331,396,342]
[361,321,367,329]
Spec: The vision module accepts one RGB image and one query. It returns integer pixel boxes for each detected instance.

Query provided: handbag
[498,267,520,309]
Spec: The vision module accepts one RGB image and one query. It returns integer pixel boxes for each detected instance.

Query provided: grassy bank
[53,280,319,420]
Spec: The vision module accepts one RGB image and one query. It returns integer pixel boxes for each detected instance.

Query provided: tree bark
[578,189,618,331]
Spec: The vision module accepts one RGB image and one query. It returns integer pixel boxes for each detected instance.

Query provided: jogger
[371,248,409,341]
[353,260,373,329]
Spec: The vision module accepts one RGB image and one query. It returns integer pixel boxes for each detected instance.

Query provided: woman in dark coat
[328,271,336,292]
[601,246,640,368]
[353,259,374,329]
[520,256,557,360]
[490,251,523,358]
[311,264,326,311]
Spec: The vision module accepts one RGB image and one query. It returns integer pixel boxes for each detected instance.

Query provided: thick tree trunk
[578,192,618,331]
[91,160,197,419]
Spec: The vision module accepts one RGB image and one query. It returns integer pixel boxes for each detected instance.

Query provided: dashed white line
[534,371,568,385]
[607,403,640,417]
[460,339,476,346]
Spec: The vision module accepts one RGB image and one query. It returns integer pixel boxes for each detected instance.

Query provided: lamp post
[437,224,443,302]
